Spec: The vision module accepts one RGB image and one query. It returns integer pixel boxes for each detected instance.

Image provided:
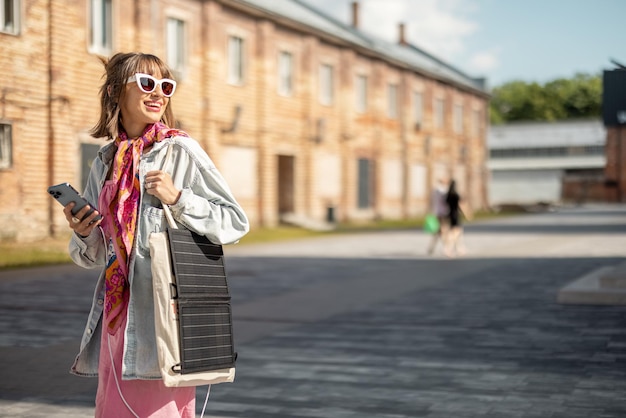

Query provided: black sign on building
[603,69,626,126]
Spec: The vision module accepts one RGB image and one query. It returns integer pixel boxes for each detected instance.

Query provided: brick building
[604,126,626,201]
[603,69,626,202]
[0,0,490,242]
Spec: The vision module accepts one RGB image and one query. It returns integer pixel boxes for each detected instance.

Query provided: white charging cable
[200,385,211,418]
[108,334,141,418]
[108,334,212,418]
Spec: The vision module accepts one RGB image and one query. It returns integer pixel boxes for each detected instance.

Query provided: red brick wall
[604,126,626,201]
[0,0,51,241]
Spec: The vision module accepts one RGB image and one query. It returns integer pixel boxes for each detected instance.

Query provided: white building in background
[487,119,606,206]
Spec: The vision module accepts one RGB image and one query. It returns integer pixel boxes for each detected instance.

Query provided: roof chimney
[351,2,359,28]
[398,23,407,45]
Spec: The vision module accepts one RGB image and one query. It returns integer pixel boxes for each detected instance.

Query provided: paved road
[1,204,625,417]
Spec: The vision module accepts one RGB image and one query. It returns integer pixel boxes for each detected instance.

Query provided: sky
[307,0,626,87]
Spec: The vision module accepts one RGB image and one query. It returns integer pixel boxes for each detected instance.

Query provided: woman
[62,52,249,417]
[444,180,469,257]
[426,177,449,255]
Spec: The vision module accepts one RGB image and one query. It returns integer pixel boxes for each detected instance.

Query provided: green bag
[423,214,440,234]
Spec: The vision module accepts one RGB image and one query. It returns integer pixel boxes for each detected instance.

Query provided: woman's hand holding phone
[48,183,102,238]
[64,202,102,238]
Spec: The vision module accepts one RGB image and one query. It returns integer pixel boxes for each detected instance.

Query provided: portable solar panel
[167,228,236,374]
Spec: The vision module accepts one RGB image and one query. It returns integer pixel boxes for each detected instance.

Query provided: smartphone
[47,183,102,222]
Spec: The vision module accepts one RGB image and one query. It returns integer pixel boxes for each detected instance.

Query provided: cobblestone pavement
[1,204,625,417]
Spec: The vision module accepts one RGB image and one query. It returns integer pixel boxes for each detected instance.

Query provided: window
[278,51,293,96]
[413,91,423,126]
[80,143,100,190]
[434,98,445,129]
[0,123,12,169]
[166,18,186,76]
[228,36,244,85]
[472,109,482,136]
[355,75,367,113]
[319,64,334,106]
[1,0,19,34]
[387,84,398,119]
[489,145,605,159]
[89,0,112,54]
[454,104,463,134]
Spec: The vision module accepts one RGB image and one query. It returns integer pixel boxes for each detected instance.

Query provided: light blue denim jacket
[69,136,249,380]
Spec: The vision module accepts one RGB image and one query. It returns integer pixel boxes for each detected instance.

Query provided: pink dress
[95,304,196,417]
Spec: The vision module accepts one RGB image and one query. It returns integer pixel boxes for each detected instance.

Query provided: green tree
[489,73,601,124]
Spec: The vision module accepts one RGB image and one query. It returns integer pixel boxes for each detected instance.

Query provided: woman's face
[119,69,170,137]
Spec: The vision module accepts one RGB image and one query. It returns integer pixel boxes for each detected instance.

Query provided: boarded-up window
[0,123,11,169]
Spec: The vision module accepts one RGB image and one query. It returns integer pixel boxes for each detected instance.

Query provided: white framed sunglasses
[126,73,177,97]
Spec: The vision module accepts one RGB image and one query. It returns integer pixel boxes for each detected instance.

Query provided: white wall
[315,153,342,200]
[410,163,427,199]
[489,169,563,205]
[219,146,258,200]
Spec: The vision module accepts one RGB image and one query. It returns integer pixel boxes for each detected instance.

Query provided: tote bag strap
[162,203,178,230]
[159,143,179,230]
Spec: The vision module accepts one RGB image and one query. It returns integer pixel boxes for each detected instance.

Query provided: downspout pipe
[47,0,55,237]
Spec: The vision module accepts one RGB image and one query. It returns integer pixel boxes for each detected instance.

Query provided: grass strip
[0,209,521,270]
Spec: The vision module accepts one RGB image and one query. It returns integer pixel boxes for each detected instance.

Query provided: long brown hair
[90,52,177,139]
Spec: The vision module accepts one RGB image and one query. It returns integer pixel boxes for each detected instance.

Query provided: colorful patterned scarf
[99,122,187,334]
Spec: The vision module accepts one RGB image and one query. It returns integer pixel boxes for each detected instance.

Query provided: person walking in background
[60,52,249,417]
[444,179,471,257]
[427,177,449,255]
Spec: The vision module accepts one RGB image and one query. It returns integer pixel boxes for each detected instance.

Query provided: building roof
[488,119,606,149]
[223,0,489,96]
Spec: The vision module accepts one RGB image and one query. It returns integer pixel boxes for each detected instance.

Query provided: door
[357,158,375,209]
[278,155,295,215]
